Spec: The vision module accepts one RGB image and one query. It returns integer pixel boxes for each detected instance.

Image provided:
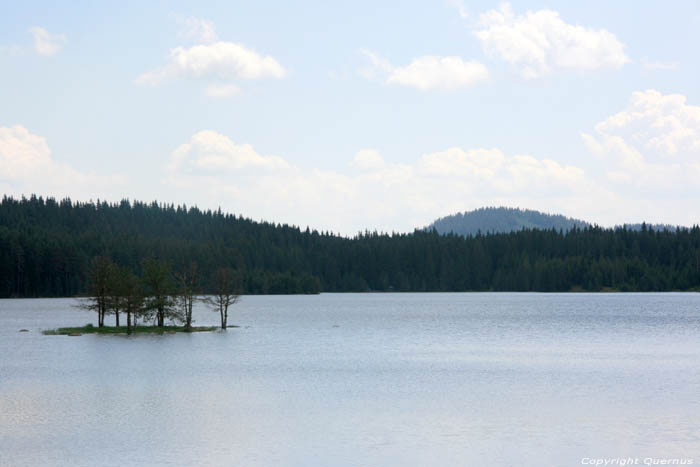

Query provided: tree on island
[142,258,179,327]
[80,256,114,327]
[106,266,126,327]
[74,255,222,334]
[112,266,145,334]
[202,267,240,329]
[175,261,199,330]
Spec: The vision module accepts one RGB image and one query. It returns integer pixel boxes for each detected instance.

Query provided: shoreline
[42,324,223,336]
[7,289,700,301]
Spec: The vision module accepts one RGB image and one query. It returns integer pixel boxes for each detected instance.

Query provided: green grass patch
[43,324,219,336]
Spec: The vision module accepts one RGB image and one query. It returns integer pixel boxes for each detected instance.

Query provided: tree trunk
[115,310,120,327]
[126,312,131,335]
[185,298,192,330]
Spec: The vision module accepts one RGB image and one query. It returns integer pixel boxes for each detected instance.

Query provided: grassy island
[43,324,219,336]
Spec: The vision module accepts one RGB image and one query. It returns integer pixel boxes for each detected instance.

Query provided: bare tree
[202,267,240,329]
[175,262,198,330]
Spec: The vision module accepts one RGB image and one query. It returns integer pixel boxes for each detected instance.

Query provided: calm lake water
[1,293,699,466]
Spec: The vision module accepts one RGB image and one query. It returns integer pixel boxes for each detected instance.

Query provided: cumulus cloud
[474,3,629,78]
[164,130,602,234]
[388,56,489,91]
[159,91,700,231]
[361,50,488,90]
[137,18,285,95]
[168,130,289,172]
[0,125,122,198]
[582,90,700,191]
[0,125,52,176]
[586,90,700,158]
[137,41,286,85]
[418,147,585,196]
[28,27,66,56]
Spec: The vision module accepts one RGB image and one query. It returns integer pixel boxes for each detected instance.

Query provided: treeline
[1,195,700,296]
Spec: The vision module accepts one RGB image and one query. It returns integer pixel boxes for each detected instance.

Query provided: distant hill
[427,207,589,236]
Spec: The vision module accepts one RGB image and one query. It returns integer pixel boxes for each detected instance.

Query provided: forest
[1,195,700,297]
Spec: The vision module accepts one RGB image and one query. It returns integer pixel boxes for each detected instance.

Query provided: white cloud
[137,41,286,86]
[388,56,489,91]
[204,83,240,98]
[176,16,218,44]
[418,147,585,195]
[0,125,122,198]
[0,125,51,176]
[582,90,700,192]
[138,19,284,96]
[592,90,700,157]
[28,27,66,56]
[159,92,699,231]
[361,50,488,90]
[164,130,602,234]
[474,3,629,78]
[169,130,289,172]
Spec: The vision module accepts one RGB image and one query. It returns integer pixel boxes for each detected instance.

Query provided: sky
[1,1,699,235]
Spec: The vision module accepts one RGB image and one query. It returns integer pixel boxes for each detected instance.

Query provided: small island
[43,257,241,336]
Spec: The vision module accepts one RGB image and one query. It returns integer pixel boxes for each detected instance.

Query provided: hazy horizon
[1,1,699,235]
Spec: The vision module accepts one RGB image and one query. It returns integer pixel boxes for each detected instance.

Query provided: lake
[1,293,699,466]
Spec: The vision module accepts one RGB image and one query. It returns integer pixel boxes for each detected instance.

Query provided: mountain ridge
[426,207,688,236]
[426,207,589,236]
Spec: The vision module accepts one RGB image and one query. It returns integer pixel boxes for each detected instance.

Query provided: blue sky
[1,1,699,234]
